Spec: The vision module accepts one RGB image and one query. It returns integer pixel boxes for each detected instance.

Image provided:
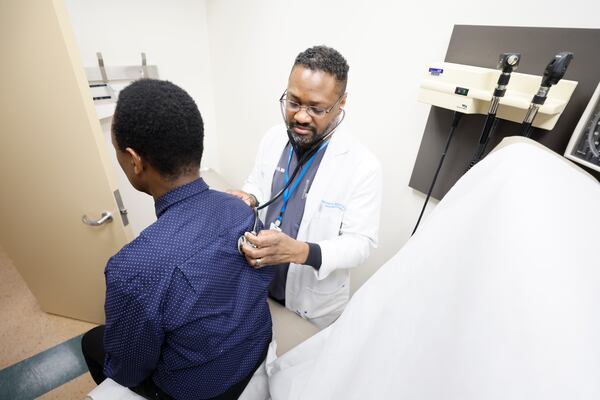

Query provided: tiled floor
[0,246,97,399]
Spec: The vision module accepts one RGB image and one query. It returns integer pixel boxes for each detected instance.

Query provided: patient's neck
[149,170,200,201]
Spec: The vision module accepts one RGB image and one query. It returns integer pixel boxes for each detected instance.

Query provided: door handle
[82,211,113,226]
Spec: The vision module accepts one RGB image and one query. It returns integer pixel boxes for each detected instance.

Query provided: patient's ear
[125,147,144,175]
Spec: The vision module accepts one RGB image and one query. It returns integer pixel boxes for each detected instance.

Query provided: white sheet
[269,139,600,400]
[85,378,145,400]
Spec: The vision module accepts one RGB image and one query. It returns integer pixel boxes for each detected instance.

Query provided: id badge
[269,221,282,232]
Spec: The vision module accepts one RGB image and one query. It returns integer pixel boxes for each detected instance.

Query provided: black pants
[81,325,269,400]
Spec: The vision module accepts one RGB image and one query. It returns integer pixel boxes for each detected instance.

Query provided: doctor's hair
[294,45,349,93]
[112,79,204,179]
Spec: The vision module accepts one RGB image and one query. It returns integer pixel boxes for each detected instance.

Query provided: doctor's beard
[287,117,337,150]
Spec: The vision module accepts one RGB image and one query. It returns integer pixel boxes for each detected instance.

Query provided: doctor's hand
[241,230,309,268]
[225,189,258,207]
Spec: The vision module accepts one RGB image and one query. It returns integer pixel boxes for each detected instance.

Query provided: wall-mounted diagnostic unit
[564,82,600,172]
[412,54,578,234]
[418,62,577,130]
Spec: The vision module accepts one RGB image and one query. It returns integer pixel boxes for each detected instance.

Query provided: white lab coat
[242,123,382,328]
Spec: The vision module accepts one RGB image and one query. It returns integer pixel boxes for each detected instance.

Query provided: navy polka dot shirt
[103,178,273,399]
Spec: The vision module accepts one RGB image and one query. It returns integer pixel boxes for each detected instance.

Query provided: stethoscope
[237,108,346,254]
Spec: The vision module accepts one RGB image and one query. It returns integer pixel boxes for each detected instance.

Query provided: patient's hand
[225,189,257,207]
[241,230,309,268]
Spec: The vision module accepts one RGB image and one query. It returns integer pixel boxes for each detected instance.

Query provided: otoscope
[467,52,521,169]
[413,53,520,234]
[520,52,574,138]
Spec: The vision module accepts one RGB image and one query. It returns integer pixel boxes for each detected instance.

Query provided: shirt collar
[154,177,209,218]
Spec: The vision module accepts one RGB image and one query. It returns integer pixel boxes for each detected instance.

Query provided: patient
[81,79,273,400]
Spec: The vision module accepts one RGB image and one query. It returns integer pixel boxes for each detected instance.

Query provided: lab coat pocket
[304,283,349,320]
[306,201,345,242]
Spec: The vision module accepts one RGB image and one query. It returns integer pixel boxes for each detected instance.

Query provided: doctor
[231,45,382,328]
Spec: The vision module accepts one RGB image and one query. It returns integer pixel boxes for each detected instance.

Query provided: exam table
[268,137,600,399]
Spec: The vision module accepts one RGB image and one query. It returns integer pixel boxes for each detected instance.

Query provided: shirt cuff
[305,242,322,270]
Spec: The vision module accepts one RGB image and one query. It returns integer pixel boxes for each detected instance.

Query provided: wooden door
[0,0,133,323]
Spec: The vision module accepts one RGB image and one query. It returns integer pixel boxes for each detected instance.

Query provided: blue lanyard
[275,142,328,226]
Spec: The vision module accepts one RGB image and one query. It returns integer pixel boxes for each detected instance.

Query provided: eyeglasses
[279,90,344,118]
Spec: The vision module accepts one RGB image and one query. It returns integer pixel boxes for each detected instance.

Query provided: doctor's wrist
[304,242,322,270]
[292,241,310,265]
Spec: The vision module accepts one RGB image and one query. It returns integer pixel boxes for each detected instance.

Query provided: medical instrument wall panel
[418,62,577,130]
[409,25,600,200]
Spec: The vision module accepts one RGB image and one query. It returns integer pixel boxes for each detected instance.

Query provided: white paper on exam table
[85,378,145,400]
[268,138,600,400]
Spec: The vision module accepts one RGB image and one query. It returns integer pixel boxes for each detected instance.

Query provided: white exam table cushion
[268,138,600,399]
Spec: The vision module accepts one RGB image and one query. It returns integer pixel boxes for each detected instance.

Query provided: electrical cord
[412,111,463,236]
[466,118,501,171]
[522,123,535,138]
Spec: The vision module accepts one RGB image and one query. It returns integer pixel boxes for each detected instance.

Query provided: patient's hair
[112,79,204,179]
[294,45,349,93]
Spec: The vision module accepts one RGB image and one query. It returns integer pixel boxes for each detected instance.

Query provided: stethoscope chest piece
[238,207,259,255]
[237,235,248,255]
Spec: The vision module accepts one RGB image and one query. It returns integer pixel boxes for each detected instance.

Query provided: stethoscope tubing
[256,110,345,212]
